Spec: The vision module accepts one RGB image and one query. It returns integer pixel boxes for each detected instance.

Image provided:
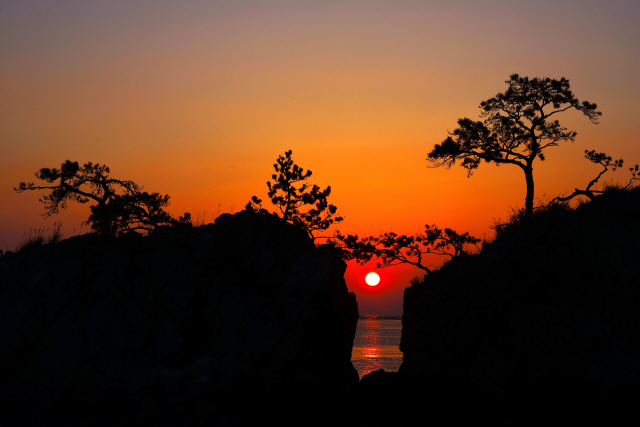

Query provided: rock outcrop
[399,188,640,422]
[0,210,358,424]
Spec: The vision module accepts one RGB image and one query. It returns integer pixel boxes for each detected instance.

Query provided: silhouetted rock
[400,189,640,424]
[0,210,358,425]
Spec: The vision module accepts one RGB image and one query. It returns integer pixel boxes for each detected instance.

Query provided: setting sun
[2,0,639,317]
[365,272,380,286]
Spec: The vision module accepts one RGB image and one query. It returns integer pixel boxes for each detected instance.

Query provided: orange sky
[2,1,639,314]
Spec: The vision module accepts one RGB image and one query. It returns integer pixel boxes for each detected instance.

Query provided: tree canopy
[247,150,343,239]
[333,224,479,273]
[15,160,188,236]
[428,74,601,220]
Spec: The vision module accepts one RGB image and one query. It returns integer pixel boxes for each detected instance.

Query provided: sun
[365,272,380,286]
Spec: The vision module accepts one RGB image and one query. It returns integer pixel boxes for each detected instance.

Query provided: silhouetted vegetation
[428,74,601,220]
[409,274,427,287]
[333,225,479,273]
[490,201,574,239]
[15,160,190,237]
[547,150,640,205]
[247,150,343,239]
[15,221,63,253]
[491,182,640,240]
[488,146,640,239]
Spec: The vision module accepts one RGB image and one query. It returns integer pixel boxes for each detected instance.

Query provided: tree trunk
[524,165,535,220]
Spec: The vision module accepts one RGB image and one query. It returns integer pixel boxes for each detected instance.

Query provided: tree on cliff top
[333,224,479,273]
[427,74,601,220]
[247,150,343,239]
[547,150,640,204]
[15,160,190,236]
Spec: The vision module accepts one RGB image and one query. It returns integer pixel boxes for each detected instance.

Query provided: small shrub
[491,201,573,240]
[193,211,207,227]
[602,181,630,194]
[48,221,63,244]
[410,274,427,287]
[16,228,46,252]
[16,221,63,252]
[490,206,526,239]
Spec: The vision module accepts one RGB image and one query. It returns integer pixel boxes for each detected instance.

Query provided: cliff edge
[0,210,358,425]
[399,188,640,422]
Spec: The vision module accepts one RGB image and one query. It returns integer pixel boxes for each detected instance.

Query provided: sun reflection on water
[351,317,402,378]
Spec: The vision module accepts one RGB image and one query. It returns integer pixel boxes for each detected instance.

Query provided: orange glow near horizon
[2,1,640,315]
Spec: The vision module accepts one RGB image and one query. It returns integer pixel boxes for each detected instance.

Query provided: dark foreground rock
[399,189,640,425]
[0,210,358,425]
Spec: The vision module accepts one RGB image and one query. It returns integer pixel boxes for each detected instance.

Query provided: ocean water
[351,317,403,378]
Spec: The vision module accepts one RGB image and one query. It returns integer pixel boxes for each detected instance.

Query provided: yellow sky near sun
[2,0,639,314]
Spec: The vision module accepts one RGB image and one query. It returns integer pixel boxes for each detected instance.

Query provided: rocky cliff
[0,210,358,425]
[399,188,640,423]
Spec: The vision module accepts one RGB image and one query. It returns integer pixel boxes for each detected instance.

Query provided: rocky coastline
[2,189,639,425]
[394,188,640,424]
[0,210,358,425]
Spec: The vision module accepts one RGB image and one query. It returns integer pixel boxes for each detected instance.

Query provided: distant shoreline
[359,315,402,320]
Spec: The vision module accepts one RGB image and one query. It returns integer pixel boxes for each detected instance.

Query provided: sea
[351,316,403,378]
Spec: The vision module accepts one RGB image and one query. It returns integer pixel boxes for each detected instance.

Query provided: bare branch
[546,150,634,206]
[332,225,479,273]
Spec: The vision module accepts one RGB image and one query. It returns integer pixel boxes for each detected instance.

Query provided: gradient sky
[2,0,639,314]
